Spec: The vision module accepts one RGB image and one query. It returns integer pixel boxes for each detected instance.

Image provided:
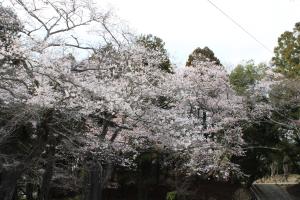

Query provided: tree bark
[25,182,34,200]
[0,168,19,200]
[0,109,53,200]
[83,161,103,200]
[203,111,207,130]
[38,138,55,200]
[36,109,55,200]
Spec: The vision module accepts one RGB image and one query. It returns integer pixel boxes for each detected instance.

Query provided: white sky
[100,0,300,69]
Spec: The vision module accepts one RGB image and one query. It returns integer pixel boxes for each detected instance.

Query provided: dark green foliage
[186,47,221,66]
[234,121,281,184]
[137,34,173,73]
[229,60,268,95]
[234,77,300,184]
[272,22,300,78]
[269,79,300,147]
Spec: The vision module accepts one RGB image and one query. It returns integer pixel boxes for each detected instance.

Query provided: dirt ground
[103,182,241,200]
[255,174,300,184]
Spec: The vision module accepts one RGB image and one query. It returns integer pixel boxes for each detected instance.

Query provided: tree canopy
[272,22,300,78]
[186,46,221,66]
[1,1,300,200]
[137,34,173,73]
[0,1,247,200]
[229,60,268,95]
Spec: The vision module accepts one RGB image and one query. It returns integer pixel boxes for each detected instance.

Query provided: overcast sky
[100,0,300,69]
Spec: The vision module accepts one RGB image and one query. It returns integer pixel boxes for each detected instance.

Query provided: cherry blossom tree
[125,60,247,182]
[0,1,173,199]
[0,1,136,199]
[248,70,300,142]
[0,0,249,199]
[237,67,300,182]
[164,61,246,179]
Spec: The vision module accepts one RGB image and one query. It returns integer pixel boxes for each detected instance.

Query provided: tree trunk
[0,109,53,200]
[137,158,148,200]
[26,182,34,200]
[0,169,19,200]
[203,111,207,130]
[37,155,55,200]
[38,135,56,200]
[90,165,102,200]
[83,161,103,200]
[12,187,18,200]
[156,153,160,185]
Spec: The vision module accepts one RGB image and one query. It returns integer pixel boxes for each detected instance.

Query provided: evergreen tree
[137,34,173,73]
[229,60,267,95]
[272,22,300,78]
[186,46,221,66]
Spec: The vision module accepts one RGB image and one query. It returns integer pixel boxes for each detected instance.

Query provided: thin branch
[243,146,281,151]
[15,0,50,36]
[47,42,95,51]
